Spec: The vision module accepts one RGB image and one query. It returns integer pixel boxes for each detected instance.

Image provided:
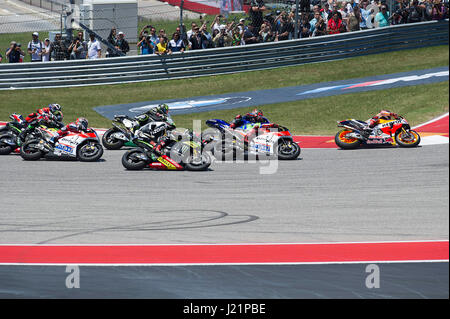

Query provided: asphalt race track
[0,143,448,298]
[0,145,448,245]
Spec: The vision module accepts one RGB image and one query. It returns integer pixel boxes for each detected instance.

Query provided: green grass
[0,45,448,133]
[173,81,449,135]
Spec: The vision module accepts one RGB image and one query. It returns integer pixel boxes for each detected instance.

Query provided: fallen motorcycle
[335,116,421,149]
[20,126,103,162]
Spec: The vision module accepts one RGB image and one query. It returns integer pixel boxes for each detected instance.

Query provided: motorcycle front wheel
[122,149,148,170]
[276,139,301,160]
[185,152,211,171]
[77,142,104,162]
[395,130,421,148]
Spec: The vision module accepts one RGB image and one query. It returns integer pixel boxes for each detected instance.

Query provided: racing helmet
[157,103,169,115]
[378,110,392,120]
[75,117,88,131]
[48,103,62,114]
[249,109,264,120]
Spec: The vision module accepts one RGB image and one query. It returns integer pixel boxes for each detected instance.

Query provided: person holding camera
[213,25,233,47]
[138,31,154,55]
[312,15,327,36]
[69,31,88,60]
[5,41,24,63]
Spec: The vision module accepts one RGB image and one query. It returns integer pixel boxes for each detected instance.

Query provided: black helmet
[75,117,88,131]
[157,103,169,115]
[49,103,62,114]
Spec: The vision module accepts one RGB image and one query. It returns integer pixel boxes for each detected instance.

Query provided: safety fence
[0,20,448,90]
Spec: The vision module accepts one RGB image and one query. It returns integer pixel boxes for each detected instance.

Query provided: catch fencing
[0,20,448,90]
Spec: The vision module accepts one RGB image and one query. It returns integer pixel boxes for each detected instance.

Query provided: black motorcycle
[0,113,63,155]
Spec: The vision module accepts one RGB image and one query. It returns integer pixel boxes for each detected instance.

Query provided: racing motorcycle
[102,115,138,150]
[335,116,421,149]
[202,118,301,160]
[20,126,103,162]
[121,130,211,171]
[0,113,63,155]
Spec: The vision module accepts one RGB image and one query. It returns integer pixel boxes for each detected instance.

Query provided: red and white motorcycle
[20,126,103,162]
[203,118,301,160]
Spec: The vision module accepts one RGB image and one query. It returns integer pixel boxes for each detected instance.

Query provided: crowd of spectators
[135,0,448,55]
[2,0,448,62]
[2,28,130,63]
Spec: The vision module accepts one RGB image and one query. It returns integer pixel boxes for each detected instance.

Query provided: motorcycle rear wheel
[122,149,148,170]
[102,128,126,150]
[20,139,43,160]
[335,130,362,149]
[0,135,14,155]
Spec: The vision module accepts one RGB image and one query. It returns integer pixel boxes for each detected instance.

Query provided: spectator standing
[360,1,373,29]
[189,25,203,50]
[259,22,274,42]
[431,0,447,20]
[69,31,88,60]
[149,26,159,44]
[347,6,362,31]
[5,41,23,63]
[0,53,2,63]
[327,11,343,34]
[249,0,267,33]
[313,15,328,36]
[276,14,294,41]
[137,32,154,55]
[116,32,130,55]
[156,36,168,55]
[375,4,390,27]
[168,32,185,54]
[41,38,51,62]
[309,11,321,34]
[213,25,233,47]
[87,33,102,59]
[243,24,259,45]
[50,33,68,61]
[27,32,43,62]
[106,28,118,57]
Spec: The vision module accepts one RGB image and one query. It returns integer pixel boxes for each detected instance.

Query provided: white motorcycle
[20,126,104,162]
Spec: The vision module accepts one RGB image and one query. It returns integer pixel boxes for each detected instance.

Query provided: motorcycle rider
[132,103,176,159]
[47,118,89,148]
[229,108,270,143]
[362,109,400,137]
[18,104,64,144]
